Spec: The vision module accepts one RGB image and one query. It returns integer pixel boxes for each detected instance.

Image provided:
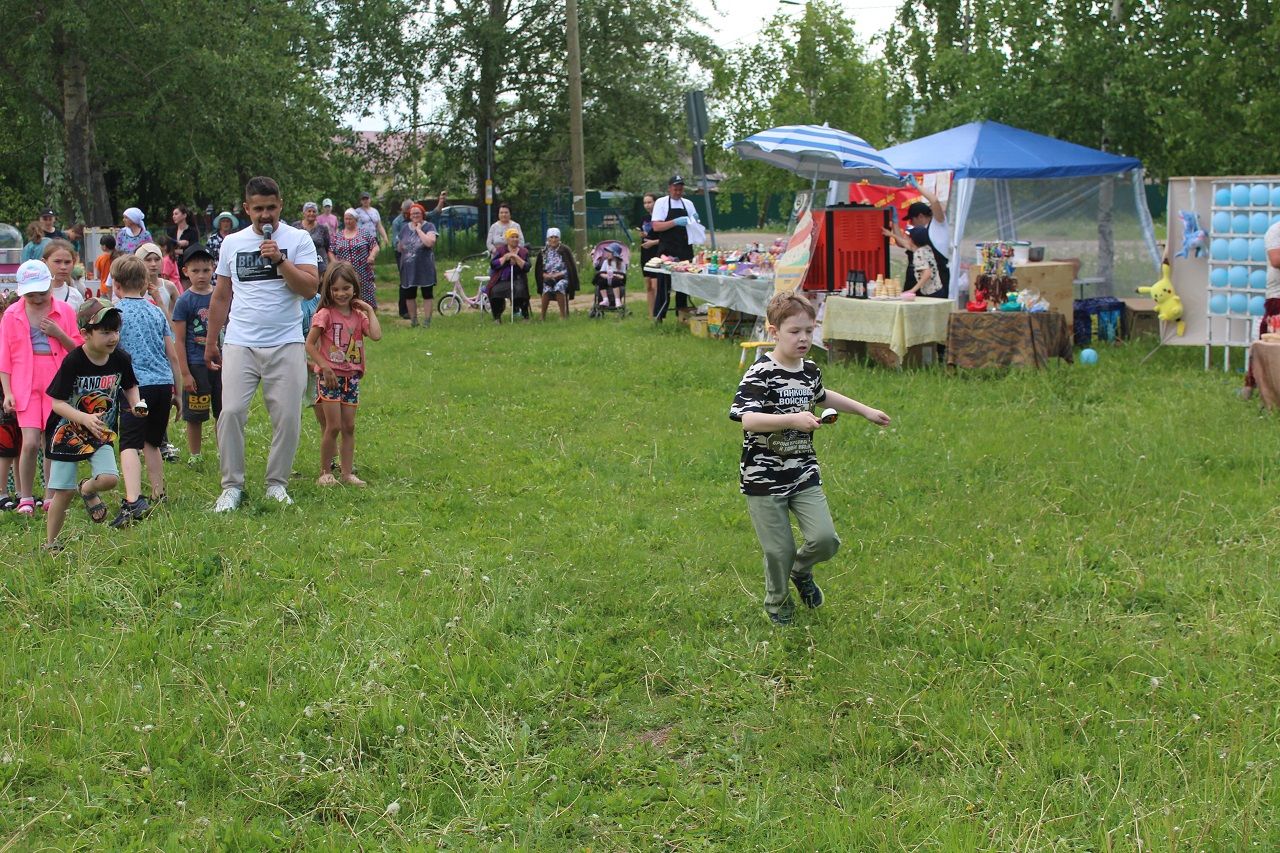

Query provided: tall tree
[709,0,890,215]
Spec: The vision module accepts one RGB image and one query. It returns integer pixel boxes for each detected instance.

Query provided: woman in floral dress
[329,208,379,307]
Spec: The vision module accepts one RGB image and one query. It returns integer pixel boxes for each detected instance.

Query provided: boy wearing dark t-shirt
[729,292,892,625]
[43,298,141,551]
[172,244,221,464]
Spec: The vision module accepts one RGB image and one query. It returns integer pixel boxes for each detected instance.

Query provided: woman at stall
[116,207,152,255]
[533,227,579,320]
[638,192,661,318]
[206,212,237,263]
[167,205,200,256]
[330,207,380,307]
[488,228,529,323]
[397,203,438,327]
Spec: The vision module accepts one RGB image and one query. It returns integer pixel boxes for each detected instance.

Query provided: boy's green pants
[746,486,840,616]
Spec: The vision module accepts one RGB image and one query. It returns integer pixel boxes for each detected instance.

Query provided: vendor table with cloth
[1249,340,1280,410]
[946,311,1073,369]
[669,272,774,319]
[823,296,952,363]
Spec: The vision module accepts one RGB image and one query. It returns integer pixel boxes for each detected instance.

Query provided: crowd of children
[1,188,383,549]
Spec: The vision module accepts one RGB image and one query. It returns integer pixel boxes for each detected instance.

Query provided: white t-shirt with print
[215,222,318,348]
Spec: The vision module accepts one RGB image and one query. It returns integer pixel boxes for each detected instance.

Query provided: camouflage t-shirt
[729,357,827,496]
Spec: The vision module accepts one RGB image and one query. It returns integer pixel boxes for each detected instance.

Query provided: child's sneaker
[109,497,150,528]
[0,495,16,511]
[186,453,203,467]
[792,575,824,609]
[161,443,180,462]
[768,609,794,627]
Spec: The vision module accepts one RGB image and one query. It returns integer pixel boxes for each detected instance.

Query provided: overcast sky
[345,0,904,131]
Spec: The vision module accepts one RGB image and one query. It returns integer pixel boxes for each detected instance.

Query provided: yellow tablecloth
[822,296,953,359]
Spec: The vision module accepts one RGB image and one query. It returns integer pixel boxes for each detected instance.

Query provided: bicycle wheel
[438,293,462,316]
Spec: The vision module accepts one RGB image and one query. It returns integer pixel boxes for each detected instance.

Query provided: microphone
[260,223,274,268]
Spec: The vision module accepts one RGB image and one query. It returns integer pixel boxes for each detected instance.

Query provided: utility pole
[566,0,588,258]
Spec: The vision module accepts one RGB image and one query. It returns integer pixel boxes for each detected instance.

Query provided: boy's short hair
[766,290,817,328]
[245,176,281,199]
[111,254,149,293]
[99,234,116,250]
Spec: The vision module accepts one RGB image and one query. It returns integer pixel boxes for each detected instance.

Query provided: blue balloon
[1215,188,1233,207]
[1273,214,1280,228]
[1251,269,1268,289]
[1250,296,1267,316]
[1229,266,1249,287]
[1251,239,1267,262]
[1210,294,1229,315]
[1211,238,1229,260]
[1230,293,1249,313]
[1253,184,1271,206]
[1233,213,1251,233]
[1233,184,1252,206]
[1210,267,1229,287]
[1231,238,1250,261]
[1253,213,1270,233]
[1272,186,1280,207]
[1212,211,1231,233]
[1080,348,1098,365]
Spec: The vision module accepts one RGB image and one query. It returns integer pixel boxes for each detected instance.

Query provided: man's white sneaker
[213,487,243,513]
[264,485,294,505]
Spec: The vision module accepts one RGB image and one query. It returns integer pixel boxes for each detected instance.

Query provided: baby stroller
[589,241,629,319]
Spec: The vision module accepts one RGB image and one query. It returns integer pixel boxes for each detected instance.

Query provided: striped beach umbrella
[725,123,902,184]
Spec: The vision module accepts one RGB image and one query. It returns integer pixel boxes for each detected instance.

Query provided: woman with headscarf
[206,212,237,263]
[488,228,529,323]
[330,207,380,307]
[397,204,438,328]
[533,227,578,320]
[295,202,331,276]
[116,207,152,255]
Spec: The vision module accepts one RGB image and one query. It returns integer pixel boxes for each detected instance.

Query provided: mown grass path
[3,312,1278,850]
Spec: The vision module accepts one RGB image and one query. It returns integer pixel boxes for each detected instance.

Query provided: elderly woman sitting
[488,228,530,323]
[533,227,579,320]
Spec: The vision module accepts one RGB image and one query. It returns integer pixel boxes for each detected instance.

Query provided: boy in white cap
[317,199,338,233]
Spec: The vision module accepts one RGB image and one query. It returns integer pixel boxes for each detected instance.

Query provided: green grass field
[3,294,1279,850]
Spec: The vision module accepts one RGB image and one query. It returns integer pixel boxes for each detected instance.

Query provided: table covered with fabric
[669,271,773,318]
[823,296,952,360]
[946,311,1073,369]
[1249,340,1280,410]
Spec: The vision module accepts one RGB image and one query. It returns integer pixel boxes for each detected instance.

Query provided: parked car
[435,205,478,230]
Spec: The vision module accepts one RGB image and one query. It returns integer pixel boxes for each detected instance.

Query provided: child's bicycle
[438,254,491,316]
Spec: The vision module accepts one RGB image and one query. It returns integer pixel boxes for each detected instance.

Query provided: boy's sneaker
[264,485,293,505]
[187,454,203,467]
[161,443,180,462]
[792,575,824,609]
[0,495,16,511]
[768,609,794,627]
[109,497,150,529]
[213,487,243,513]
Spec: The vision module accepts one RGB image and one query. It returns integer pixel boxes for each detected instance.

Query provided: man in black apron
[651,175,700,321]
[901,197,951,299]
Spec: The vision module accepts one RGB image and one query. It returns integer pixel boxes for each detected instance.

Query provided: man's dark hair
[244,176,281,199]
[906,201,932,220]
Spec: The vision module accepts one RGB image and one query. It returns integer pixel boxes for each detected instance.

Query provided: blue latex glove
[674,216,690,227]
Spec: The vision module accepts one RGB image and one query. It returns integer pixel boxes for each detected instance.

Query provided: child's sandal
[79,479,108,524]
[316,473,338,486]
[340,474,367,487]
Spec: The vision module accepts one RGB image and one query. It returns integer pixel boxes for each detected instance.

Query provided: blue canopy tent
[848,121,1161,297]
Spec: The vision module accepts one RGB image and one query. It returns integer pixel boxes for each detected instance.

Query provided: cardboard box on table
[1011,261,1075,329]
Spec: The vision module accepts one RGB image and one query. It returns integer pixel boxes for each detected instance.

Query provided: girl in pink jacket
[0,260,83,514]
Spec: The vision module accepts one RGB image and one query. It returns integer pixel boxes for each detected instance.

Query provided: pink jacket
[0,299,82,411]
